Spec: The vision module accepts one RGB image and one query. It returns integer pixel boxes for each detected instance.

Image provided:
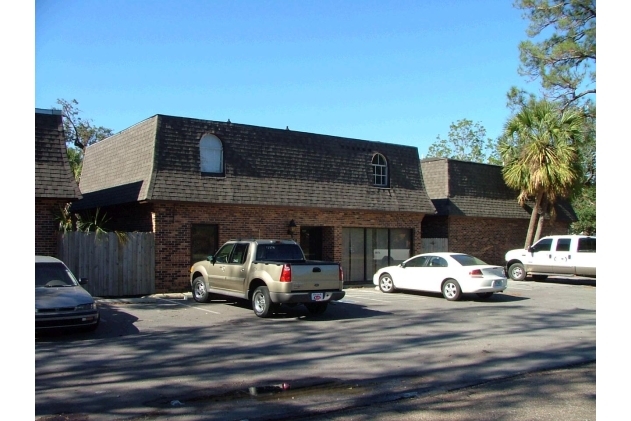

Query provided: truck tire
[252,286,273,318]
[305,302,328,315]
[192,276,210,303]
[508,263,526,281]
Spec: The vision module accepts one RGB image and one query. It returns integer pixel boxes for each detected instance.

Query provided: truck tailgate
[289,262,340,290]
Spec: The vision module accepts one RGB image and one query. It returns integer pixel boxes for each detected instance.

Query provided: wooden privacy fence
[421,238,448,253]
[59,232,155,297]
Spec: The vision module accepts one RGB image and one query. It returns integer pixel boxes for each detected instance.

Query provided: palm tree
[500,99,584,248]
[66,146,84,182]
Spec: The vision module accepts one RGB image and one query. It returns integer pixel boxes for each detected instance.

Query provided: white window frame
[371,153,388,187]
[200,134,224,174]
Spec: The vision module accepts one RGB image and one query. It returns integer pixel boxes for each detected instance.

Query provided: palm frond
[53,202,75,232]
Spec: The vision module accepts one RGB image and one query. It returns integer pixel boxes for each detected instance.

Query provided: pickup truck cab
[189,239,345,317]
[505,235,596,281]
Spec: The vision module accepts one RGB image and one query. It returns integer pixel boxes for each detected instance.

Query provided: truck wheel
[442,279,462,301]
[305,302,328,315]
[508,263,526,281]
[192,277,210,303]
[252,286,273,318]
[379,273,395,293]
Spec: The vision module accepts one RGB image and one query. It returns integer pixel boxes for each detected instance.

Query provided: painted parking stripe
[507,282,534,290]
[346,296,395,303]
[156,297,221,314]
[340,296,391,304]
[344,291,427,302]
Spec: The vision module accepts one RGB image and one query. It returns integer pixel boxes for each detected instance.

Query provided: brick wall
[448,216,570,266]
[35,198,67,257]
[71,200,571,293]
[151,202,425,293]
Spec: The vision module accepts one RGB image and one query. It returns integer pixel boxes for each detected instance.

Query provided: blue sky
[35,0,537,156]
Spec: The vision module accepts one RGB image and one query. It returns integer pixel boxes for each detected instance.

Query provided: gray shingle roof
[420,157,577,222]
[76,114,436,213]
[35,109,82,200]
[78,116,157,207]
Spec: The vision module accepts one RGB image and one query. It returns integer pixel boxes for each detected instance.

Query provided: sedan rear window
[450,254,488,266]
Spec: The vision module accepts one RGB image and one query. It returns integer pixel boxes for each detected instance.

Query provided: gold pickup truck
[189,239,345,317]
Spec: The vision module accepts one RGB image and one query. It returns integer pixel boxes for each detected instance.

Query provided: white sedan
[373,252,507,301]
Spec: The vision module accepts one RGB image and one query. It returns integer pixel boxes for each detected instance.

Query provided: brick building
[73,114,437,292]
[35,109,82,256]
[420,157,576,266]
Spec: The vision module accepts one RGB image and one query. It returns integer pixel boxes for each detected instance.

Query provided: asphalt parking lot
[35,278,597,420]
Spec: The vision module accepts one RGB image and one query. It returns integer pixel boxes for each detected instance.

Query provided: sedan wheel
[442,279,462,301]
[379,273,395,293]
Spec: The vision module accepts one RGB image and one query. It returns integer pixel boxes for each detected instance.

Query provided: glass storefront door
[366,228,389,276]
[342,228,366,283]
[342,228,413,283]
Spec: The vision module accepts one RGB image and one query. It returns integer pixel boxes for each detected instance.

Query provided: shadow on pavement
[530,276,595,287]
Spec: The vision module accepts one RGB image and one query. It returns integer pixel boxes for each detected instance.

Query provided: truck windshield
[256,244,305,262]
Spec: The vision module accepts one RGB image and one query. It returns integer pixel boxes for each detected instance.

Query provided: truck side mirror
[207,255,216,265]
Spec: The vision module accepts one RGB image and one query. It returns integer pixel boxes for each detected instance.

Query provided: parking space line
[344,291,430,303]
[156,297,221,314]
[345,295,394,303]
[507,283,534,290]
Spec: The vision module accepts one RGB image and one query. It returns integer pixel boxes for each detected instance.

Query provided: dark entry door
[300,227,323,260]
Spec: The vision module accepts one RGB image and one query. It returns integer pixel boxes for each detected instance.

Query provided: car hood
[35,286,95,309]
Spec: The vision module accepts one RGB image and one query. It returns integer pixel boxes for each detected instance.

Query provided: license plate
[311,293,324,301]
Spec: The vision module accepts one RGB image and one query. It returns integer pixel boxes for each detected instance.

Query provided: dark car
[35,256,100,333]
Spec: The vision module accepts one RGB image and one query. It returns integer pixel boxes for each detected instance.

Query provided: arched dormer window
[200,134,224,174]
[371,153,388,187]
